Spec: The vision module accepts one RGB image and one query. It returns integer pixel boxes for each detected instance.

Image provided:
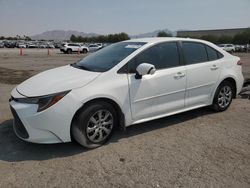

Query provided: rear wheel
[211,81,234,112]
[67,49,72,54]
[72,102,117,148]
[82,49,88,54]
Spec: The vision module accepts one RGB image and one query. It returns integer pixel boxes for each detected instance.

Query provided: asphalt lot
[0,49,250,187]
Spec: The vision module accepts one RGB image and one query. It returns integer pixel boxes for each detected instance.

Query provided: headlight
[11,90,70,112]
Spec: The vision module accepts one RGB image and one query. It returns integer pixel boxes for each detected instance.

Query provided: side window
[206,45,218,61]
[182,42,208,64]
[217,52,224,59]
[128,42,179,73]
[205,45,224,61]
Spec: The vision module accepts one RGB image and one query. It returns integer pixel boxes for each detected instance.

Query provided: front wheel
[72,102,117,148]
[211,81,234,112]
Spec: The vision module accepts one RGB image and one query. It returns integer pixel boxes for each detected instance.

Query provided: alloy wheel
[86,110,113,143]
[218,85,232,108]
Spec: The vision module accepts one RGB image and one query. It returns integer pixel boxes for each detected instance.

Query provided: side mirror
[135,63,156,79]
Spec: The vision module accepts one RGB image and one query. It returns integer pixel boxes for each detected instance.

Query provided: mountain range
[31,30,99,40]
[31,29,176,40]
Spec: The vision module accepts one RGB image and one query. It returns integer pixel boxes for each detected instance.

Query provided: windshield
[74,42,146,72]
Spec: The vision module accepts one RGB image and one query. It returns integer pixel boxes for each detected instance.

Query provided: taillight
[237,60,243,66]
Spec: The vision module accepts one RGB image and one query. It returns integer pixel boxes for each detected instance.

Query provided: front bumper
[9,90,82,144]
[237,72,244,95]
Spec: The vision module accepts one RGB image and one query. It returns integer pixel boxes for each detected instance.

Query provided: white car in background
[17,43,27,48]
[218,44,235,53]
[10,37,244,148]
[0,42,4,48]
[60,43,89,54]
[88,44,102,52]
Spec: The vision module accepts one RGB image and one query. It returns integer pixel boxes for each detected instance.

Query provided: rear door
[181,41,222,107]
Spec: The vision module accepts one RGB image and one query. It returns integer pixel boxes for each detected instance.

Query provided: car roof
[126,37,209,44]
[125,37,230,57]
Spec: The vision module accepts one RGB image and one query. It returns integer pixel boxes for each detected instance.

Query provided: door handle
[174,72,185,79]
[210,65,219,70]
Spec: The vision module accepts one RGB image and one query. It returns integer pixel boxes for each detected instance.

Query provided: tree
[157,31,172,37]
[70,33,130,43]
[233,29,250,44]
[24,36,31,41]
[217,35,233,44]
[70,34,77,42]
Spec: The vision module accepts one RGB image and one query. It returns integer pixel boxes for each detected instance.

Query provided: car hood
[16,65,100,97]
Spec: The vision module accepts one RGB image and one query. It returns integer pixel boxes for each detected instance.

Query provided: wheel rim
[86,110,113,143]
[218,85,232,108]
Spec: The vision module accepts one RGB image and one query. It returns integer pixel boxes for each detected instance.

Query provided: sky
[0,0,249,36]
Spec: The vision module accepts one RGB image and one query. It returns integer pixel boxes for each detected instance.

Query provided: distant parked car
[18,43,27,48]
[88,44,102,52]
[95,43,103,48]
[4,42,16,48]
[235,45,246,52]
[53,43,62,49]
[0,42,4,48]
[60,43,89,54]
[246,44,250,52]
[46,44,55,49]
[38,44,47,48]
[218,44,235,53]
[28,43,38,48]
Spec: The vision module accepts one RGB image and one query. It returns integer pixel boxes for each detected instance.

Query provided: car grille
[10,106,29,139]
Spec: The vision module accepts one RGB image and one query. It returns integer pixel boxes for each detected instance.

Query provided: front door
[127,42,186,121]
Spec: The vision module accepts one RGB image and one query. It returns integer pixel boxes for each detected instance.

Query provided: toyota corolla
[9,38,244,148]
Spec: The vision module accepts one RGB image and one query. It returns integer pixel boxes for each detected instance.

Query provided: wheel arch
[70,97,125,141]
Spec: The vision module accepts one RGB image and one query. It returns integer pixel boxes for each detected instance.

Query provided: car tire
[82,49,88,54]
[67,49,72,54]
[211,81,234,112]
[72,101,117,148]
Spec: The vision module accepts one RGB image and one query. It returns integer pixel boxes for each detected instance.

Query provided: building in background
[177,28,249,38]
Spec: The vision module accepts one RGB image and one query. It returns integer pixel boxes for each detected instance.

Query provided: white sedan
[218,44,235,53]
[88,44,102,52]
[10,37,244,148]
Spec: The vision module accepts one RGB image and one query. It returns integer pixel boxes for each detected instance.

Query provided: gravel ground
[0,49,249,187]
